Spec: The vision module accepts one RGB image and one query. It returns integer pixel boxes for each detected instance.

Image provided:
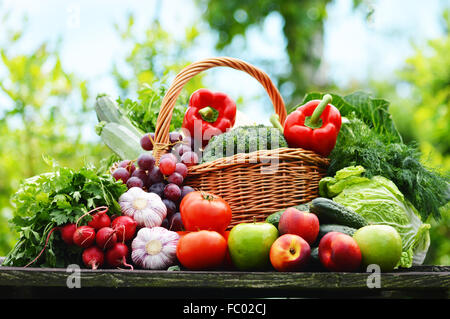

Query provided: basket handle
[153,57,287,160]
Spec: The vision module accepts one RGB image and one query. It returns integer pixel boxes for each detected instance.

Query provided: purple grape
[167,172,184,186]
[126,176,144,189]
[159,157,177,176]
[140,133,155,151]
[160,153,178,164]
[164,183,181,202]
[149,182,165,197]
[169,132,183,144]
[148,166,163,184]
[180,151,199,167]
[161,218,169,229]
[112,167,130,184]
[137,153,156,171]
[175,144,192,157]
[175,163,188,179]
[131,168,148,186]
[118,160,136,174]
[168,212,184,231]
[180,185,195,200]
[162,199,177,220]
[183,135,201,153]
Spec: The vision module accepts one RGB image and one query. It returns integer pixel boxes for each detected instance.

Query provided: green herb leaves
[116,82,187,134]
[305,91,450,222]
[3,164,127,267]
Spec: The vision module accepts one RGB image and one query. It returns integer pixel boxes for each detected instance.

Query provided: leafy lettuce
[319,166,431,268]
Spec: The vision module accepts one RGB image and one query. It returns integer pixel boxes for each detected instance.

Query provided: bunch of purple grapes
[111,131,200,232]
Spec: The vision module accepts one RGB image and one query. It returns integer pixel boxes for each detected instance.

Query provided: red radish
[96,227,118,250]
[88,210,111,230]
[76,206,109,229]
[60,223,77,245]
[105,242,133,270]
[72,226,96,248]
[112,216,137,242]
[82,246,104,270]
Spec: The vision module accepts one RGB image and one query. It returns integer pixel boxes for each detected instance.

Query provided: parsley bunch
[116,81,188,134]
[3,163,127,268]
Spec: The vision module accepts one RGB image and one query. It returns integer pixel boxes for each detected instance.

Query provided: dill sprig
[328,118,450,221]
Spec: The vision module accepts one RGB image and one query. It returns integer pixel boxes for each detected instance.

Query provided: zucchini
[310,197,368,229]
[99,122,145,160]
[265,202,311,229]
[95,94,143,138]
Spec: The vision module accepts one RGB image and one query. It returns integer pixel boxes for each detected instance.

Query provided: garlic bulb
[131,227,180,269]
[119,187,167,228]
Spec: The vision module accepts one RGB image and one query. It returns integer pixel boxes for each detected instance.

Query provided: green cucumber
[309,246,322,269]
[310,197,368,229]
[265,202,311,229]
[95,94,143,137]
[99,122,145,160]
[318,224,357,239]
[312,224,358,247]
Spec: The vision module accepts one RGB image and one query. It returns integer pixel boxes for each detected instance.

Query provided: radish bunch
[66,207,138,270]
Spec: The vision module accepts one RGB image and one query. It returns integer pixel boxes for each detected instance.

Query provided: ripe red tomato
[220,230,233,268]
[179,191,232,233]
[176,231,192,238]
[176,230,227,270]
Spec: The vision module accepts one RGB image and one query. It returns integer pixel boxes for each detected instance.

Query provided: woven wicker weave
[153,57,329,228]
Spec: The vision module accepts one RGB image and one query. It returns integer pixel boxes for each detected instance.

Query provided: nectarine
[270,234,311,272]
[278,207,319,245]
[318,232,361,272]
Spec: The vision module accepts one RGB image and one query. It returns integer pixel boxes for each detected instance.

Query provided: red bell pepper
[182,88,236,147]
[283,94,341,157]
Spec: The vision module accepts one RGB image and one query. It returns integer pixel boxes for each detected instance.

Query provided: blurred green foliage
[112,14,204,100]
[0,13,108,254]
[0,3,447,265]
[110,14,205,133]
[198,0,330,105]
[394,11,450,265]
[368,10,450,265]
[197,0,372,106]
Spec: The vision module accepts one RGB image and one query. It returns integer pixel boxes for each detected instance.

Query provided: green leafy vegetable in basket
[2,162,127,268]
[301,91,402,143]
[319,165,431,268]
[201,125,288,163]
[116,82,188,134]
[302,91,449,222]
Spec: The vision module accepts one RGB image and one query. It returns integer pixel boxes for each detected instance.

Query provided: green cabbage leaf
[319,165,431,268]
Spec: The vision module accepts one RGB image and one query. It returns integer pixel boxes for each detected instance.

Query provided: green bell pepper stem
[309,94,332,125]
[198,106,219,123]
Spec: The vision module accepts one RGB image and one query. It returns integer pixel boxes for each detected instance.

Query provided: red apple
[318,232,362,272]
[278,207,320,245]
[269,234,311,272]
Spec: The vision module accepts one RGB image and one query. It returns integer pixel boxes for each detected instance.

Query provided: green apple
[353,225,402,272]
[228,222,279,270]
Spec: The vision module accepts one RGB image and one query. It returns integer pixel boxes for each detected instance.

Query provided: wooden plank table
[0,263,448,299]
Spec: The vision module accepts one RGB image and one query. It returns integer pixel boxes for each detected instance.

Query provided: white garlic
[131,227,180,269]
[119,187,167,228]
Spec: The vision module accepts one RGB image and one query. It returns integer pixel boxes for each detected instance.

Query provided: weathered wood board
[0,265,448,299]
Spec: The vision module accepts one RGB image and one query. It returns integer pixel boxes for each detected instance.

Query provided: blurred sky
[1,0,448,134]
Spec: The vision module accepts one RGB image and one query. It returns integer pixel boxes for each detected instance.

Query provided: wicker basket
[153,57,329,229]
